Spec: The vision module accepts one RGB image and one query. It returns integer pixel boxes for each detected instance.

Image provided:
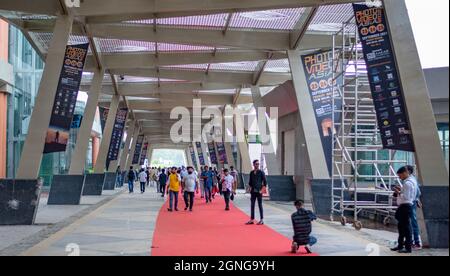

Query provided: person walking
[166,167,181,212]
[158,169,168,197]
[182,166,199,212]
[115,166,122,188]
[221,169,236,211]
[391,166,417,254]
[199,167,205,199]
[406,165,423,249]
[230,166,239,189]
[138,168,147,194]
[291,200,317,254]
[246,160,268,225]
[202,166,214,203]
[127,166,135,193]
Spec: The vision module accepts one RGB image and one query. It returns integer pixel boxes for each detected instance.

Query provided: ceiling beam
[290,7,319,50]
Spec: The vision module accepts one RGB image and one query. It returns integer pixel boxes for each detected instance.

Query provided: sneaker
[167,208,173,212]
[390,247,402,252]
[225,207,230,211]
[257,220,265,225]
[398,248,412,254]
[412,244,423,250]
[175,208,179,212]
[291,242,298,254]
[184,207,188,211]
[246,220,255,225]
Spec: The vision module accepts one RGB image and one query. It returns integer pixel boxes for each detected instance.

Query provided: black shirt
[248,170,267,193]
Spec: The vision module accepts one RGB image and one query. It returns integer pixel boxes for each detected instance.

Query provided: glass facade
[7,26,96,185]
[438,123,449,169]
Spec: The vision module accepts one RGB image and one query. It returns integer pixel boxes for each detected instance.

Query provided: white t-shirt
[139,171,147,183]
[183,173,198,192]
[222,174,235,192]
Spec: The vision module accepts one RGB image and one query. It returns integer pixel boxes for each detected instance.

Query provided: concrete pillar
[17,15,73,179]
[234,109,252,174]
[147,146,154,167]
[384,0,449,248]
[92,136,100,168]
[287,50,329,179]
[69,68,105,175]
[251,86,281,175]
[185,147,193,167]
[93,94,120,173]
[118,121,136,170]
[192,142,201,171]
[125,126,140,170]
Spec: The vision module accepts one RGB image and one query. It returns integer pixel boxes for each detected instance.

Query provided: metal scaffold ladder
[330,19,411,230]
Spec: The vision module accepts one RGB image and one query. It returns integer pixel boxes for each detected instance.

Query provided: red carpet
[151,193,317,256]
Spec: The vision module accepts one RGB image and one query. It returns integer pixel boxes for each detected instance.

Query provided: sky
[406,0,449,68]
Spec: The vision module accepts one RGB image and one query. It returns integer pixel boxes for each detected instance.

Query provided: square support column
[17,15,73,179]
[119,121,136,170]
[69,68,105,175]
[125,125,140,170]
[251,86,281,175]
[288,50,330,180]
[93,94,120,173]
[384,0,449,248]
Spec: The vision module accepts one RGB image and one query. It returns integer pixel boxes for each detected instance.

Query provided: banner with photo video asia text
[44,43,89,154]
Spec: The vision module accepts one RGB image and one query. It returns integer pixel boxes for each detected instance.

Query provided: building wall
[0,19,9,178]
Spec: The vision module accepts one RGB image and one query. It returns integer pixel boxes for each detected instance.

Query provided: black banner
[216,142,228,165]
[106,108,128,168]
[196,142,205,166]
[353,4,415,152]
[189,146,198,168]
[139,141,149,166]
[301,50,342,176]
[44,43,89,154]
[132,135,145,165]
[208,142,218,165]
[99,107,109,133]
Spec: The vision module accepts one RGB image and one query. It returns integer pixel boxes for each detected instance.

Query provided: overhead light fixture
[240,11,289,21]
[308,23,344,32]
[114,45,148,52]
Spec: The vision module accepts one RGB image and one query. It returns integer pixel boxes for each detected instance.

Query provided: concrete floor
[1,188,448,256]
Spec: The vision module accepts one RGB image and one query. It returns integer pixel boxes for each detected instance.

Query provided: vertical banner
[106,108,128,169]
[139,141,149,166]
[99,107,109,133]
[353,4,415,152]
[301,50,342,176]
[216,142,228,165]
[44,43,89,154]
[196,142,205,166]
[208,142,218,165]
[189,146,198,168]
[132,135,145,165]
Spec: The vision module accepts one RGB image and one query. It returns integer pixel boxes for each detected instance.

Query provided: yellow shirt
[168,174,181,192]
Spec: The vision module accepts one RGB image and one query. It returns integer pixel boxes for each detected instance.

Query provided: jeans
[223,190,231,209]
[184,191,195,210]
[250,192,264,220]
[128,180,134,193]
[160,184,166,195]
[169,190,179,210]
[205,186,212,202]
[410,202,421,245]
[396,204,413,251]
[140,182,146,193]
[116,174,122,188]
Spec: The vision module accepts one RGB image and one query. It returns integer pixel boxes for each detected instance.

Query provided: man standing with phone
[246,160,268,226]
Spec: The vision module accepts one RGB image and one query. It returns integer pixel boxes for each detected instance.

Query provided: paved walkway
[3,189,448,256]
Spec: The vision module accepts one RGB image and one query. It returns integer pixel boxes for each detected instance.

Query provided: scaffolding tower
[330,20,411,230]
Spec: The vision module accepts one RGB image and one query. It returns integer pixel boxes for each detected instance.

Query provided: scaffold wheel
[353,221,363,230]
[340,216,347,226]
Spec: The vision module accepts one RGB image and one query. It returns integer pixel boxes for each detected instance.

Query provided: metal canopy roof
[0,0,358,145]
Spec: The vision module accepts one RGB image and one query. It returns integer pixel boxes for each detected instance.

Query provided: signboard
[106,108,128,168]
[208,142,218,165]
[353,4,415,152]
[196,142,205,166]
[132,135,145,165]
[70,114,83,129]
[44,43,89,154]
[189,146,198,168]
[139,141,149,166]
[301,50,342,176]
[99,107,109,133]
[216,142,228,165]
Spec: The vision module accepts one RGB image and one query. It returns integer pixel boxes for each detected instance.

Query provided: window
[438,123,449,168]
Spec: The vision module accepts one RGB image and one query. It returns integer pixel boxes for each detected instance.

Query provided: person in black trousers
[246,160,268,225]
